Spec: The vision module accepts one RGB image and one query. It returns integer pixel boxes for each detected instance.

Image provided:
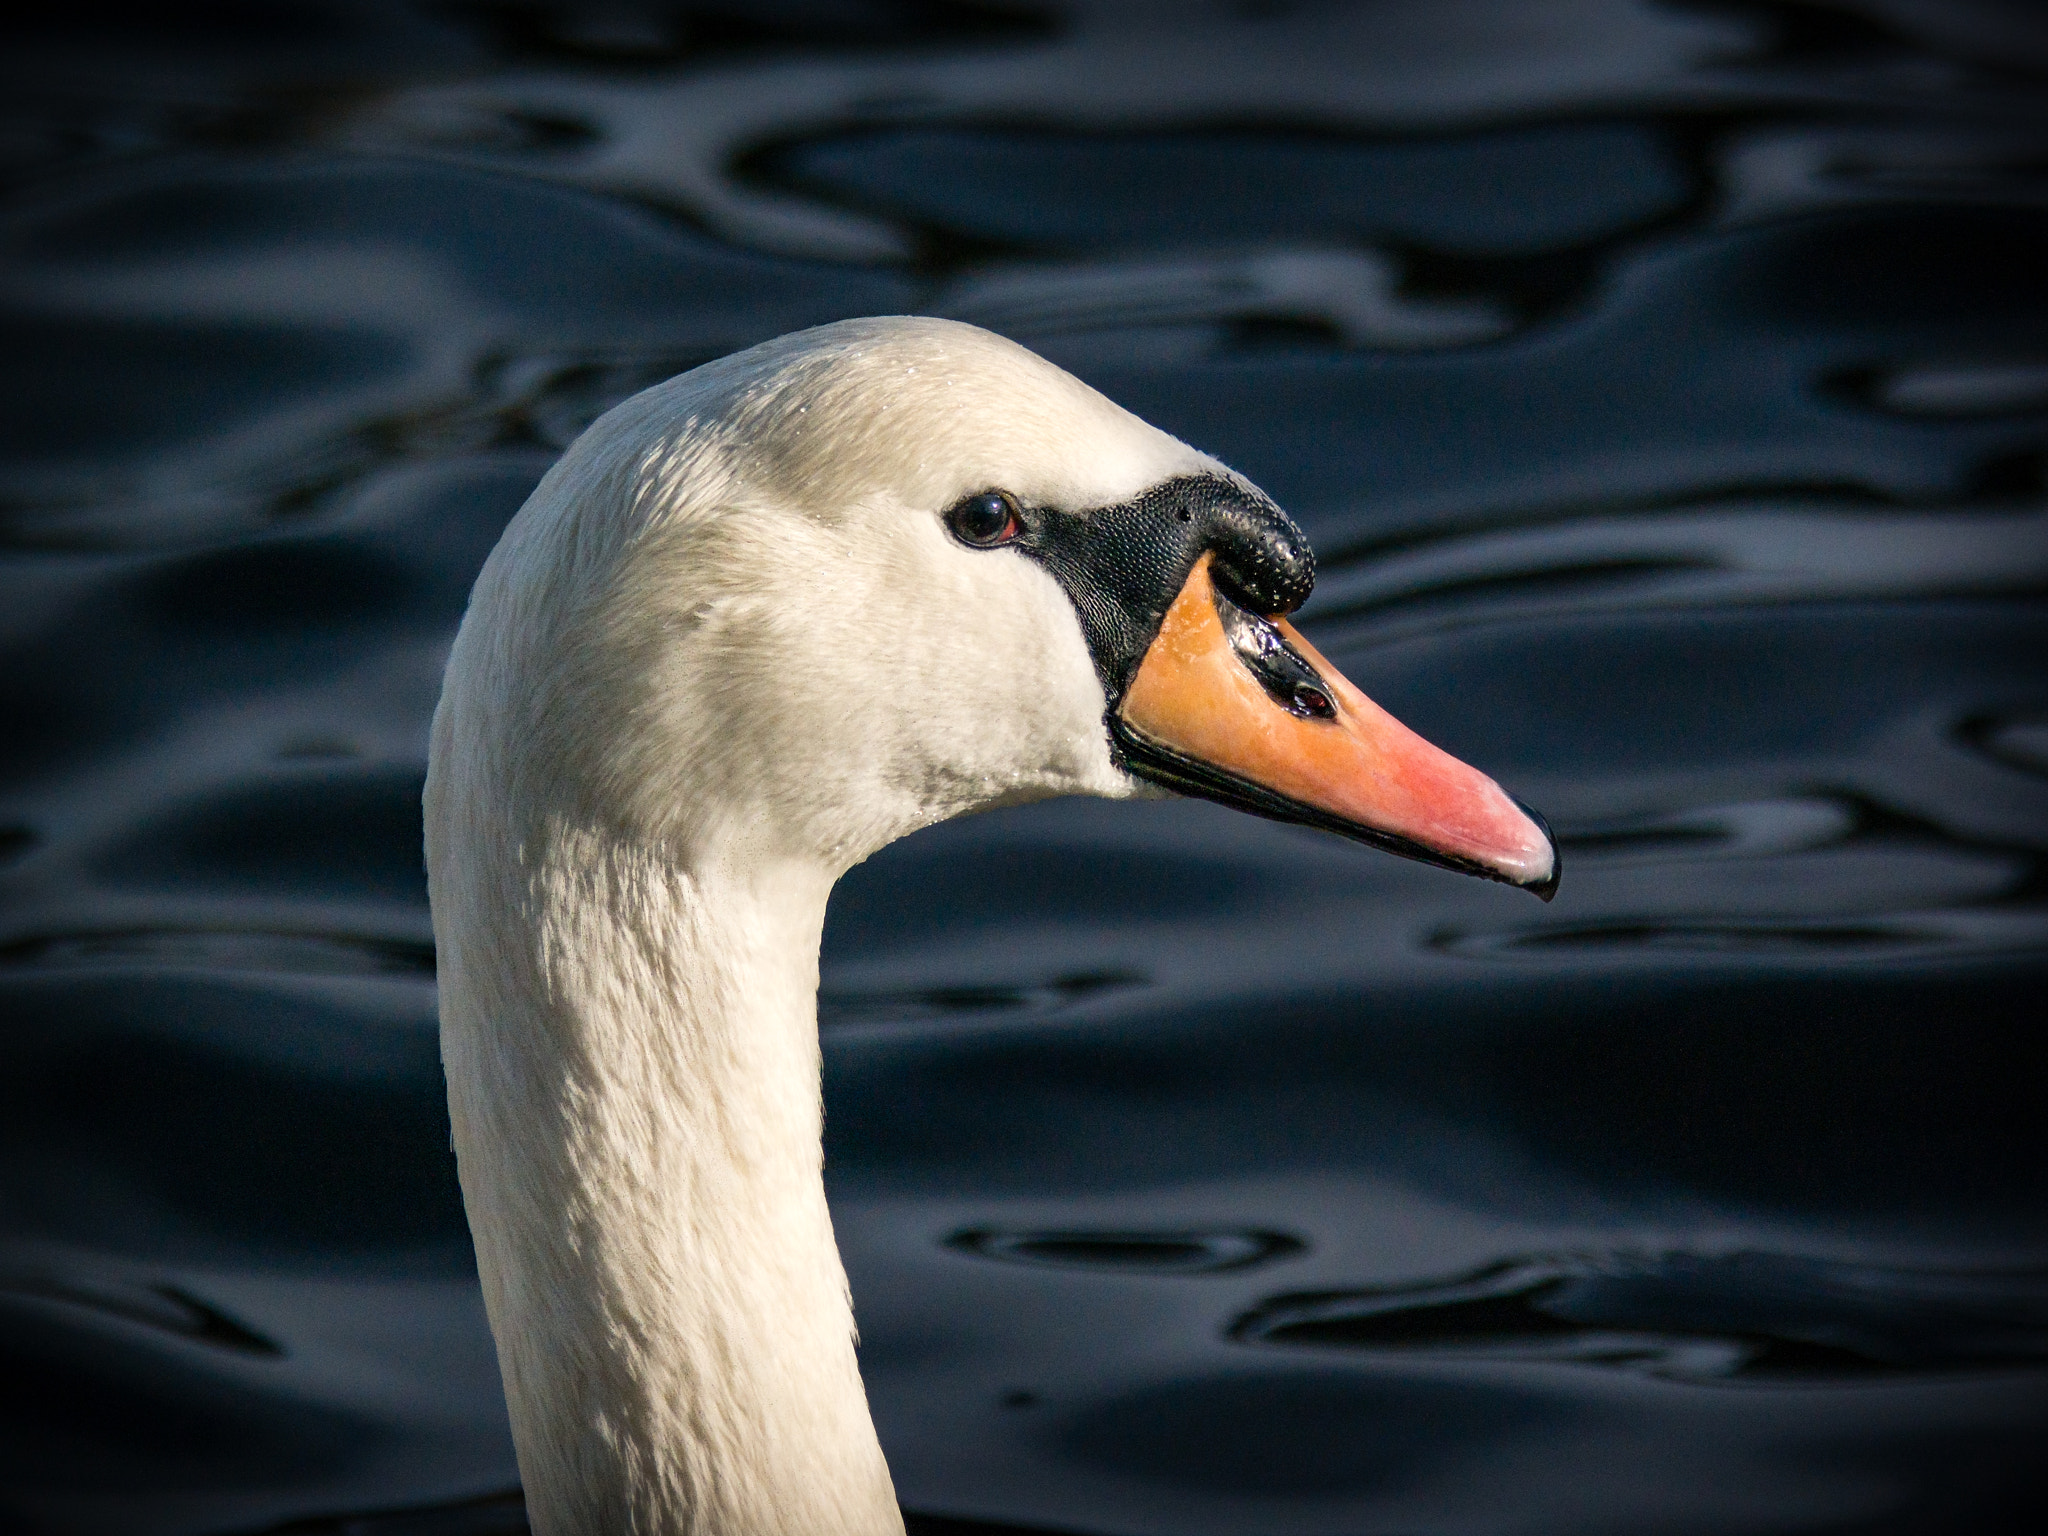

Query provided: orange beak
[1113,555,1558,897]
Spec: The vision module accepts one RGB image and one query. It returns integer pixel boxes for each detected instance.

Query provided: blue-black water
[3,3,2046,1532]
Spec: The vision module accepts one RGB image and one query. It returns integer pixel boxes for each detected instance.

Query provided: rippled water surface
[4,3,2046,1532]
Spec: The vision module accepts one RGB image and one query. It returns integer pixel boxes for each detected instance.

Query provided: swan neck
[436,826,901,1536]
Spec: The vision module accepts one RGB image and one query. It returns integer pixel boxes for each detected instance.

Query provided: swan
[424,316,1557,1536]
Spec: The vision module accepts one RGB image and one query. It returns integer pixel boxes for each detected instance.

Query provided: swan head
[456,316,1556,896]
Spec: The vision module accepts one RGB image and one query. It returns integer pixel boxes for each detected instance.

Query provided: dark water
[3,3,2047,1532]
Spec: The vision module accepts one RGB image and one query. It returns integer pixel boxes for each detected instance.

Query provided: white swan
[424,317,1556,1536]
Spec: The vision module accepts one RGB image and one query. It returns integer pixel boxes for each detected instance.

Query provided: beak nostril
[1292,682,1336,719]
[1213,582,1338,722]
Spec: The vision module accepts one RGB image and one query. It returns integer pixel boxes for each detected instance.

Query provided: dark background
[2,3,2046,1532]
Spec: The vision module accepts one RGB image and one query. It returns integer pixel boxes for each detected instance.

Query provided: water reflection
[947,1228,1302,1276]
[1232,1250,2048,1382]
[2,0,2045,1532]
[1,1269,282,1359]
[821,970,1144,1029]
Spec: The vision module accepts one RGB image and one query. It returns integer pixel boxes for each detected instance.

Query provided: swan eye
[946,491,1022,548]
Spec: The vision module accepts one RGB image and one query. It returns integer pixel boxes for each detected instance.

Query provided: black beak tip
[1512,795,1562,902]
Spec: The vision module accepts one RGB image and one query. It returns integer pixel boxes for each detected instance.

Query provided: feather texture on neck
[432,803,900,1535]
